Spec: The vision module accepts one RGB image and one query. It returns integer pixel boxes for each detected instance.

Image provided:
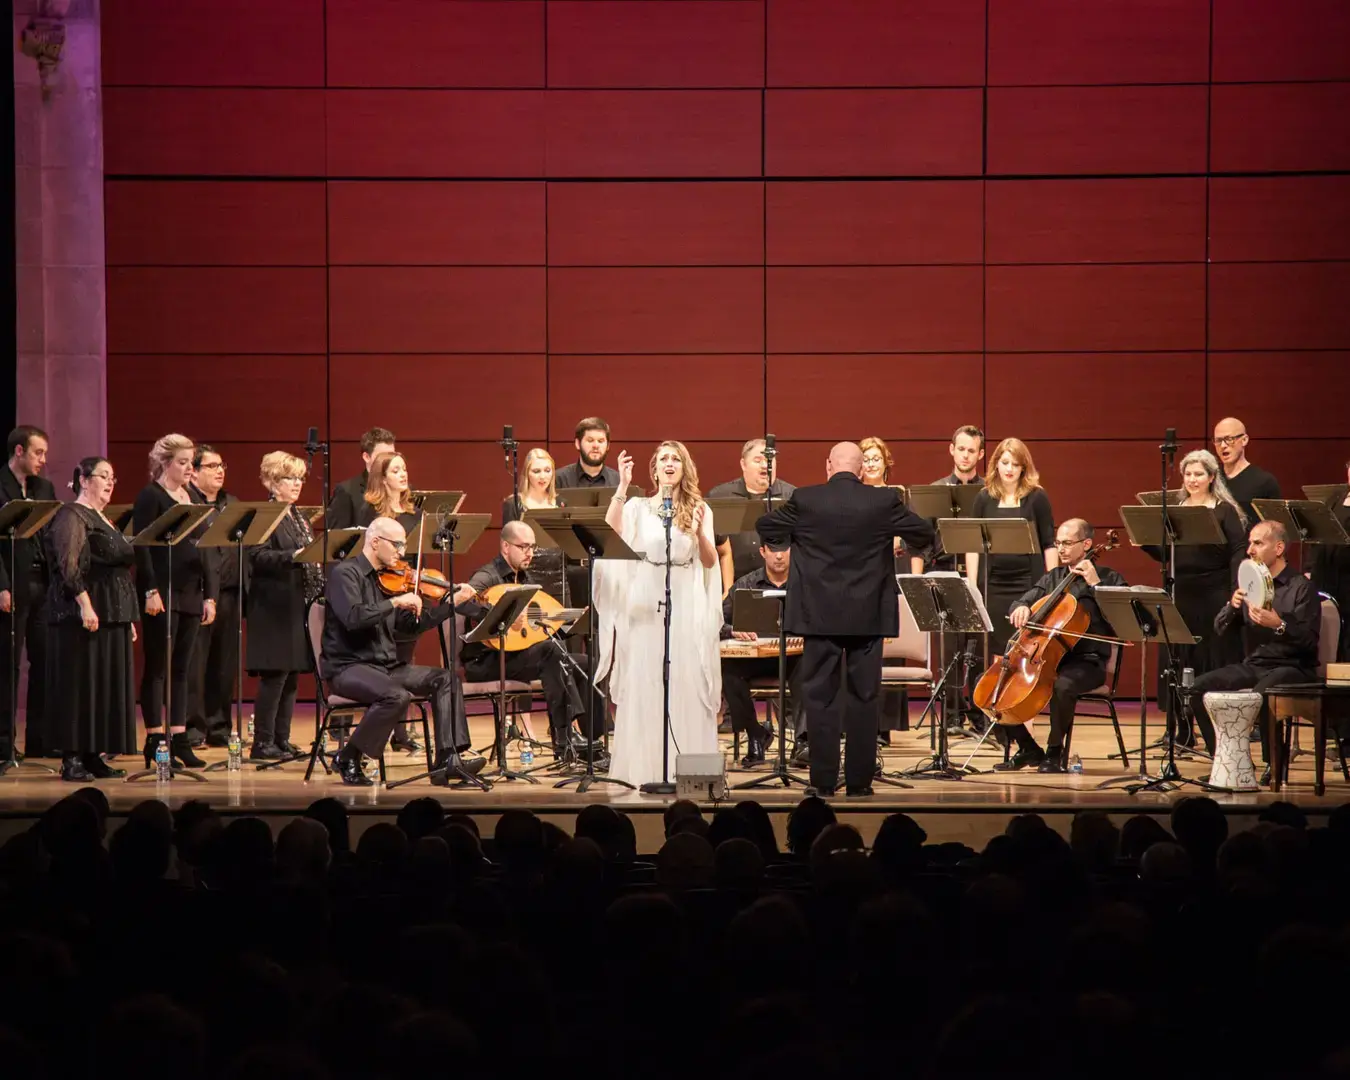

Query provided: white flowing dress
[595,497,723,788]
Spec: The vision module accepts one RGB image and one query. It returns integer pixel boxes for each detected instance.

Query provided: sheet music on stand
[1118,504,1225,547]
[554,485,643,508]
[1136,489,1184,506]
[1252,499,1350,547]
[1304,484,1350,508]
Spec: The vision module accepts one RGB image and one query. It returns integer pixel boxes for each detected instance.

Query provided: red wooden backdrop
[101,0,1350,695]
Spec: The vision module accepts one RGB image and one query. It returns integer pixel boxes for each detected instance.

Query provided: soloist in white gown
[594,496,723,788]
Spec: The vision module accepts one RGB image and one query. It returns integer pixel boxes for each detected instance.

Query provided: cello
[972,529,1124,726]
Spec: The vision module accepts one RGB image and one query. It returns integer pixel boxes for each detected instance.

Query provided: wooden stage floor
[1,704,1345,849]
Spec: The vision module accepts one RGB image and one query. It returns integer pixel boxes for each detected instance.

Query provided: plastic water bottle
[227,730,242,772]
[154,739,172,781]
[520,742,534,766]
[247,713,255,742]
[1069,753,1083,775]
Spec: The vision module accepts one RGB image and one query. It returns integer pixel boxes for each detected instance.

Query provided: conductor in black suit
[756,442,934,796]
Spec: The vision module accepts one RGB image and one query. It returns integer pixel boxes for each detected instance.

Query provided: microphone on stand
[659,484,674,522]
[303,426,322,453]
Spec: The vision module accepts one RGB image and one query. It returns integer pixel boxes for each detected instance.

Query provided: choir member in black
[44,458,138,781]
[321,517,482,786]
[0,424,55,759]
[185,444,239,747]
[326,425,396,530]
[1310,459,1350,661]
[1214,416,1281,524]
[966,437,1058,658]
[1189,520,1321,775]
[460,521,586,758]
[1141,449,1248,743]
[133,434,219,769]
[553,416,620,490]
[927,425,986,735]
[245,452,323,761]
[993,520,1127,773]
[709,438,797,595]
[756,442,934,796]
[719,540,803,767]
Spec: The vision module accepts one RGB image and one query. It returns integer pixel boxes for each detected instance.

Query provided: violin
[972,529,1125,727]
[375,558,455,602]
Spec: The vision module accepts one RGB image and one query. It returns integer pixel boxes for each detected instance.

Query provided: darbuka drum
[1203,690,1262,791]
[1238,559,1274,609]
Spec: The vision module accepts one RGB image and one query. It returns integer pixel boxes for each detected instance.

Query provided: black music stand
[729,588,811,791]
[411,490,466,516]
[1304,484,1350,508]
[0,499,60,775]
[906,483,981,523]
[554,485,644,509]
[384,511,492,790]
[1253,499,1350,571]
[104,503,137,536]
[196,501,291,771]
[126,502,217,783]
[896,573,991,781]
[529,506,639,793]
[462,584,542,785]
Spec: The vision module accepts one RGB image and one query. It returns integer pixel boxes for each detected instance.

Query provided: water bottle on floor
[1069,754,1083,775]
[155,739,172,781]
[521,742,534,767]
[227,730,242,771]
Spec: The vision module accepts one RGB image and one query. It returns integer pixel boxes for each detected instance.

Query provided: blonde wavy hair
[984,437,1041,502]
[259,451,306,490]
[148,433,194,480]
[1179,448,1247,526]
[648,440,703,535]
[364,451,411,518]
[516,448,558,504]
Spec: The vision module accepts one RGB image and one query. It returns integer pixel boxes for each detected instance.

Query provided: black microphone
[304,426,321,453]
[500,424,515,447]
[764,433,776,453]
[1161,426,1178,454]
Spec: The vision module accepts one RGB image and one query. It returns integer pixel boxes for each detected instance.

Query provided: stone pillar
[13,0,104,485]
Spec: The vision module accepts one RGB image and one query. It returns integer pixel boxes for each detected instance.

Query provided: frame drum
[1238,558,1275,609]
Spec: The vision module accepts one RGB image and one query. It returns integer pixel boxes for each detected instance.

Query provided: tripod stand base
[386,756,491,791]
[896,756,972,781]
[555,771,633,792]
[482,765,539,785]
[732,765,812,790]
[0,755,56,776]
[124,765,207,783]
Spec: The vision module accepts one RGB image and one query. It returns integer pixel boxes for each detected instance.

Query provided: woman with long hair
[244,452,322,761]
[596,440,722,787]
[132,433,217,769]
[502,448,562,524]
[45,458,139,781]
[1142,448,1248,747]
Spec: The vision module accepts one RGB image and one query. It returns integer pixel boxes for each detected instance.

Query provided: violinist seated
[320,517,483,787]
[994,519,1127,774]
[720,540,805,768]
[457,521,586,760]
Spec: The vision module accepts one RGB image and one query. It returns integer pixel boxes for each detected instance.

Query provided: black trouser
[1004,655,1105,758]
[1189,662,1316,761]
[721,655,804,737]
[140,610,201,731]
[464,640,584,742]
[253,670,299,748]
[0,578,48,752]
[328,662,464,760]
[800,635,882,791]
[187,587,239,740]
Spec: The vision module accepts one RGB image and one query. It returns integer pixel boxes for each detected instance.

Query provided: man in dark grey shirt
[710,438,795,594]
[1213,416,1281,524]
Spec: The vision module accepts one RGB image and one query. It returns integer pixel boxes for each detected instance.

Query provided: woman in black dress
[245,452,323,761]
[966,437,1058,658]
[133,434,218,769]
[859,436,912,739]
[1141,449,1247,744]
[1311,460,1350,661]
[45,458,139,781]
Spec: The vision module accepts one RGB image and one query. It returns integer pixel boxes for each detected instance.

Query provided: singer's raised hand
[616,450,634,489]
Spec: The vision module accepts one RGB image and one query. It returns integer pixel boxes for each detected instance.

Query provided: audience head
[275,817,331,885]
[304,797,350,854]
[786,796,836,856]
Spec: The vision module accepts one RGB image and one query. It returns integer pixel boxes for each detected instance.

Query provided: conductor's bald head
[827,442,864,479]
[364,517,406,569]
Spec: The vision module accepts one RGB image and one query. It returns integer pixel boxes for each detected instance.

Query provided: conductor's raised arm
[888,492,934,552]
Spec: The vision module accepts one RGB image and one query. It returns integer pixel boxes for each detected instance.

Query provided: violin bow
[412,515,426,594]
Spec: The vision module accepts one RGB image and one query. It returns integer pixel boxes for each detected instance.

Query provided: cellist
[993,519,1127,774]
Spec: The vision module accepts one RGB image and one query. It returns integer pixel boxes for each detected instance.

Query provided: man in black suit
[0,425,56,759]
[756,442,934,796]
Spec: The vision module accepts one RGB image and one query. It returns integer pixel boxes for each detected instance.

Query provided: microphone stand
[304,428,330,755]
[641,492,678,794]
[501,426,521,521]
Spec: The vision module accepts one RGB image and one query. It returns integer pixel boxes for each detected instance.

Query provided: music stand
[529,507,639,793]
[554,485,643,507]
[0,499,60,775]
[384,512,492,790]
[730,588,811,792]
[896,574,991,781]
[1090,587,1225,793]
[1253,500,1350,571]
[196,501,292,772]
[126,502,216,783]
[462,584,542,785]
[411,490,466,516]
[906,484,980,522]
[104,503,137,536]
[1304,484,1350,508]
[1136,489,1184,506]
[707,499,770,537]
[937,517,1038,668]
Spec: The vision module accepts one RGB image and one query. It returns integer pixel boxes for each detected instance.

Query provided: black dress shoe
[276,740,305,757]
[83,754,125,779]
[205,732,232,748]
[1037,757,1066,774]
[806,785,836,798]
[739,739,766,769]
[249,743,284,761]
[185,729,207,748]
[761,723,775,755]
[846,785,874,797]
[337,754,373,786]
[390,733,422,754]
[60,756,93,782]
[993,748,1045,772]
[1260,765,1272,786]
[171,734,206,769]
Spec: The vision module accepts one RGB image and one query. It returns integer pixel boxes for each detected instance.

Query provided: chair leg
[1108,701,1129,769]
[417,703,433,770]
[304,706,330,782]
[377,752,387,784]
